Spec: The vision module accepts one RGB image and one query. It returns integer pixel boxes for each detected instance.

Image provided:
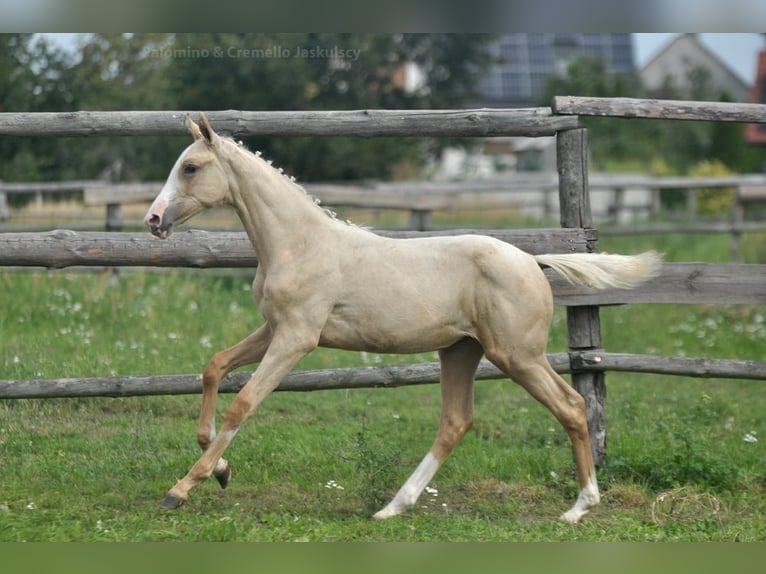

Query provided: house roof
[641,33,751,100]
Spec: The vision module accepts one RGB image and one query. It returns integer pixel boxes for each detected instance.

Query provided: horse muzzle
[145,212,174,239]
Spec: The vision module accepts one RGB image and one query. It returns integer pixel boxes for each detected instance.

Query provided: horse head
[145,113,230,238]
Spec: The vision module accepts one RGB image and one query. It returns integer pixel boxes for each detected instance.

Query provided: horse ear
[186,113,204,141]
[197,112,220,147]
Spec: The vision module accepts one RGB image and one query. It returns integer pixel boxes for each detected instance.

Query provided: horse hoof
[160,493,186,510]
[214,463,232,490]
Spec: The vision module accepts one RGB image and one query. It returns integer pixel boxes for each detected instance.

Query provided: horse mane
[225,136,364,228]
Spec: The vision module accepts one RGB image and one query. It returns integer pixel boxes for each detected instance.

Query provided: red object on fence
[745,51,766,145]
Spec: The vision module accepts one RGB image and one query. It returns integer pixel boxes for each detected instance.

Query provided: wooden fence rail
[7,173,765,197]
[0,108,577,138]
[0,228,596,267]
[4,173,766,235]
[2,230,764,306]
[553,96,766,123]
[2,351,764,400]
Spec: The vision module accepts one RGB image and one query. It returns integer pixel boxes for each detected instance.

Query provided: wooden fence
[3,173,765,263]
[1,100,766,466]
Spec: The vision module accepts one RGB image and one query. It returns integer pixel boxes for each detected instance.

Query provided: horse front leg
[161,326,317,509]
[198,324,273,488]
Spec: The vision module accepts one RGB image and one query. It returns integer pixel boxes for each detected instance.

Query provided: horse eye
[183,164,198,176]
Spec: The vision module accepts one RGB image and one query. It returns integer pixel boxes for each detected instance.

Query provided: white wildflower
[324,480,344,490]
[743,432,758,444]
[96,519,110,533]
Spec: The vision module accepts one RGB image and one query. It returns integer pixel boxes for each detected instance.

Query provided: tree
[163,33,495,180]
[56,33,184,179]
[0,33,496,183]
[541,54,766,173]
[540,55,654,168]
[0,34,78,181]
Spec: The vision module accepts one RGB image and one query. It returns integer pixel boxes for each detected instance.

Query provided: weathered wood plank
[0,355,571,399]
[12,173,766,202]
[548,263,766,306]
[4,349,762,399]
[599,222,766,236]
[0,228,596,269]
[0,109,578,138]
[0,180,97,194]
[2,232,762,305]
[83,179,560,209]
[739,184,766,201]
[556,126,606,466]
[573,351,766,380]
[554,96,766,123]
[557,128,592,230]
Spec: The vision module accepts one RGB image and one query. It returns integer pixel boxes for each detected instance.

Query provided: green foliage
[688,159,735,216]
[350,423,402,513]
[0,33,497,182]
[610,397,742,492]
[540,54,766,174]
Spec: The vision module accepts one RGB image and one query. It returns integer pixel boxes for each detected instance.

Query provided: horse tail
[534,251,662,290]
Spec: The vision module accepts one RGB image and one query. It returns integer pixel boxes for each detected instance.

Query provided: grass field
[0,227,764,542]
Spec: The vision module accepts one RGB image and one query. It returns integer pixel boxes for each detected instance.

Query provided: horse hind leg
[487,349,600,523]
[373,337,483,520]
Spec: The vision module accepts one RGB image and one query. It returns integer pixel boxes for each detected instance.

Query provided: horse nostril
[147,214,161,227]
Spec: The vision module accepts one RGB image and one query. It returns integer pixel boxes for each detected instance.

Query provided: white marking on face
[144,146,188,229]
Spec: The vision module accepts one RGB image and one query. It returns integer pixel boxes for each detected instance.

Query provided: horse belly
[318,297,472,354]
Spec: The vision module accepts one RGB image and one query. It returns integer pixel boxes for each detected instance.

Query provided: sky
[633,33,764,84]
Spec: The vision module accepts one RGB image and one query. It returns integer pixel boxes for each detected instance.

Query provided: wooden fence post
[102,159,127,232]
[609,187,625,225]
[556,127,607,468]
[730,187,744,262]
[0,181,8,221]
[409,209,432,231]
[106,203,123,232]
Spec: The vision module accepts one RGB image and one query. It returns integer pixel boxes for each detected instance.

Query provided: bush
[688,160,735,217]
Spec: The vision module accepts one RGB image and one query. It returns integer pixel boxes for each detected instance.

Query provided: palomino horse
[145,113,660,523]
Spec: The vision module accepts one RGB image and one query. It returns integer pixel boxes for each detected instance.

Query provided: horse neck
[222,143,334,267]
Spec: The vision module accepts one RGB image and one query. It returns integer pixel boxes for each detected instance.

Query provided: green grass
[0,230,764,541]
